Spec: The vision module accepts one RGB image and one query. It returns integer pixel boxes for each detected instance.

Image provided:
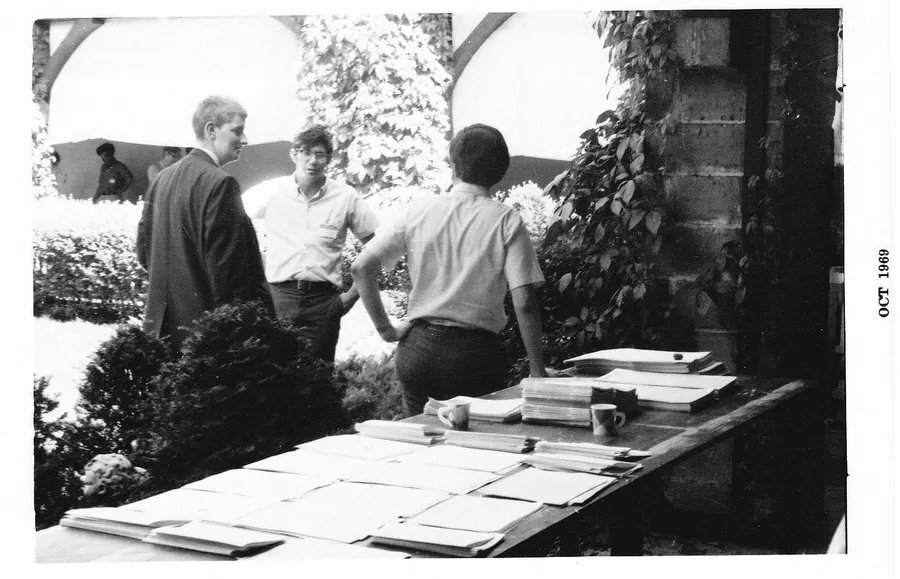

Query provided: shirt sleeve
[348,193,380,240]
[241,181,269,219]
[503,213,545,291]
[365,211,407,269]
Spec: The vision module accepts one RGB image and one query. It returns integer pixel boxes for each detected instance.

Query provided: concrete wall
[52,140,293,203]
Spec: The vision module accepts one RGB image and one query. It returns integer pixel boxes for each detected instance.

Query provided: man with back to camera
[242,125,379,363]
[351,124,549,416]
[136,95,272,351]
[92,142,133,203]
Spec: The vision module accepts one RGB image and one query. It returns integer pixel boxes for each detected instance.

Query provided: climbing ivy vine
[538,11,682,362]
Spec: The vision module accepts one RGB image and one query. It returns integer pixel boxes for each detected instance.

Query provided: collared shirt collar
[195,145,220,166]
[296,177,329,202]
[449,181,490,198]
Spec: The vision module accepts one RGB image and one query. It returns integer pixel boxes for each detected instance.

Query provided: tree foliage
[294,13,452,197]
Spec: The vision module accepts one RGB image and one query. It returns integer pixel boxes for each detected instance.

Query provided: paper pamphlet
[296,434,422,460]
[183,468,333,501]
[125,488,275,524]
[597,368,737,391]
[477,467,617,506]
[243,449,369,479]
[409,494,543,533]
[234,482,448,543]
[345,462,501,494]
[391,445,526,473]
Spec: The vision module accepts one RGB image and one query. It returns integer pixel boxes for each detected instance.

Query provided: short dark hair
[292,125,334,156]
[192,96,247,140]
[96,142,115,156]
[162,146,181,156]
[448,124,510,187]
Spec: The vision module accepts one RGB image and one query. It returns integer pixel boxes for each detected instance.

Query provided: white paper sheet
[125,489,275,523]
[391,445,525,473]
[346,461,500,494]
[296,434,422,460]
[477,467,617,506]
[410,494,543,533]
[243,449,369,479]
[183,468,333,500]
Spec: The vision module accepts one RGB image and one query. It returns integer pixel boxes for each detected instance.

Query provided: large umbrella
[47,16,307,146]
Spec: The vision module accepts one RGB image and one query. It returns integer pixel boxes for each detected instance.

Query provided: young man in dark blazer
[136,95,273,351]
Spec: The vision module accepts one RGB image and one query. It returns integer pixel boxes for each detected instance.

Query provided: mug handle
[437,406,454,429]
[614,411,627,429]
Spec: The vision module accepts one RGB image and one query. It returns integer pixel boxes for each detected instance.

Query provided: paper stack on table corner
[564,348,715,374]
[442,430,539,453]
[423,396,523,423]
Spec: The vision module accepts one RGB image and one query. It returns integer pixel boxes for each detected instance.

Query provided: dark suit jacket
[136,149,273,349]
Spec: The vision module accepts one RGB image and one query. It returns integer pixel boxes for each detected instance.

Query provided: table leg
[610,483,644,556]
[772,385,827,552]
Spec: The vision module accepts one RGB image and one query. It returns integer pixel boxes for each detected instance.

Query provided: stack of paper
[564,348,715,374]
[523,454,642,477]
[520,377,605,427]
[478,467,617,506]
[443,430,538,453]
[60,507,187,539]
[295,434,422,460]
[241,537,411,561]
[354,420,444,445]
[629,384,716,412]
[234,482,447,543]
[596,368,737,396]
[183,468,333,501]
[345,462,500,494]
[391,445,525,474]
[243,449,369,479]
[371,521,504,557]
[423,396,522,423]
[533,441,651,461]
[142,521,284,556]
[409,494,543,533]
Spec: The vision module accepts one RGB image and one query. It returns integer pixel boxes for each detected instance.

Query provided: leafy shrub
[140,301,349,491]
[34,377,79,529]
[77,325,171,453]
[336,353,404,423]
[32,100,57,199]
[33,198,146,323]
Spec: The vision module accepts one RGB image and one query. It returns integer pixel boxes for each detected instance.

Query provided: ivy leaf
[543,170,568,195]
[593,223,606,242]
[616,138,629,160]
[558,272,573,294]
[619,180,636,204]
[564,316,581,328]
[735,286,746,305]
[645,210,662,235]
[651,236,663,254]
[559,201,574,221]
[629,154,645,173]
[599,253,612,271]
[610,199,623,215]
[633,281,647,300]
[651,44,662,59]
[629,209,646,230]
[595,196,610,210]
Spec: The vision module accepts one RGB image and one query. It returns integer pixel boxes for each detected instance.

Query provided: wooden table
[36,376,825,561]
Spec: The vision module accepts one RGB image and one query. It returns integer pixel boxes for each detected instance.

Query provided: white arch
[48,16,307,146]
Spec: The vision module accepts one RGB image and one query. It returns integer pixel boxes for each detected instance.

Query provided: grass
[33,292,401,421]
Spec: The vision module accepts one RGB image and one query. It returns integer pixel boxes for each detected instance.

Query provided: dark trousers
[270,281,342,363]
[395,321,507,417]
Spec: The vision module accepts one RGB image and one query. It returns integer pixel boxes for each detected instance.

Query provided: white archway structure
[47,16,307,147]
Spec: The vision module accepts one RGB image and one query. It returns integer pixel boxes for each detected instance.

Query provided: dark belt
[272,280,339,293]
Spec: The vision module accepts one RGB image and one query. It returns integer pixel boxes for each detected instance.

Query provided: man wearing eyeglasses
[242,125,379,362]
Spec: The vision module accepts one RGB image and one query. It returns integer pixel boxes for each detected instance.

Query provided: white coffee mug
[591,403,627,436]
[437,402,470,431]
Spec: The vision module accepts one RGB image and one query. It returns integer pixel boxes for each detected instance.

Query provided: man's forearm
[511,285,548,377]
[350,258,391,331]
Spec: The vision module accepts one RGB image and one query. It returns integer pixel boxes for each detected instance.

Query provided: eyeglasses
[294,149,331,162]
